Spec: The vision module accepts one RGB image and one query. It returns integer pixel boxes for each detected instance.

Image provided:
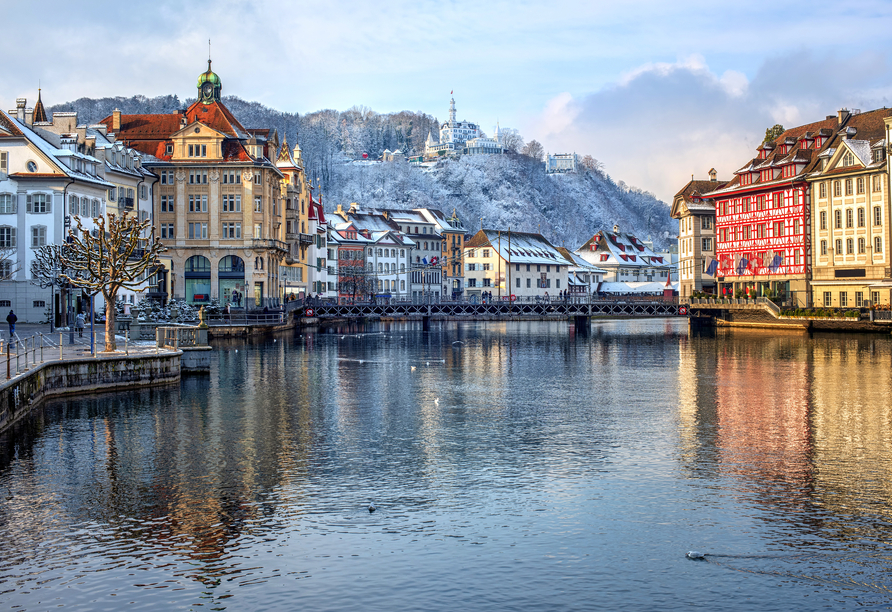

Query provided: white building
[424,97,483,159]
[0,100,112,324]
[575,225,672,284]
[545,153,578,174]
[556,247,606,295]
[463,229,568,300]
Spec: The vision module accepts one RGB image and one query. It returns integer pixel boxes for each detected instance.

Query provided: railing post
[5,341,9,379]
[60,332,63,361]
[39,333,43,363]
[125,329,129,356]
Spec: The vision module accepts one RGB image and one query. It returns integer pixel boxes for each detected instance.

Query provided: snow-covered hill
[47,95,674,249]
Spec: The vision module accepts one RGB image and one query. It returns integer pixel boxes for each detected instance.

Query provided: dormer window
[842,151,854,166]
[873,148,885,163]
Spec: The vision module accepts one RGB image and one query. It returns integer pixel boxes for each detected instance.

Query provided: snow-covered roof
[466,229,564,265]
[576,228,670,269]
[9,114,114,188]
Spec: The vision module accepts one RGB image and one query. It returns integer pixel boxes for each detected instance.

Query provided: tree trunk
[105,294,117,352]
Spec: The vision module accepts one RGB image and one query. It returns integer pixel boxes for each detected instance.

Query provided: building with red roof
[98,61,287,308]
[705,113,844,306]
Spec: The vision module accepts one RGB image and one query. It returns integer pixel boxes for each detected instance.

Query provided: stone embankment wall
[0,353,181,434]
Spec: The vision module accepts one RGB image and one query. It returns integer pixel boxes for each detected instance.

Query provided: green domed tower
[197,59,222,104]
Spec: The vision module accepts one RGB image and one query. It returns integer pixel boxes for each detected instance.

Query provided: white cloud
[533,51,892,203]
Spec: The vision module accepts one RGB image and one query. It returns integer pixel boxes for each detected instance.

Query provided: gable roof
[466,229,565,265]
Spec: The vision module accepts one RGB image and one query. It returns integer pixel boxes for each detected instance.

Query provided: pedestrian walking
[6,309,16,340]
[75,312,86,338]
[225,303,231,323]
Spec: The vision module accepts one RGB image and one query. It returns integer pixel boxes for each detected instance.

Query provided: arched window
[875,236,883,254]
[857,177,865,194]
[834,210,842,229]
[858,237,866,254]
[858,208,865,227]
[845,179,853,196]
[377,248,382,256]
[833,181,841,197]
[219,255,245,272]
[186,255,211,273]
[846,238,853,254]
[255,256,264,270]
[401,263,405,272]
[819,182,826,198]
[835,239,842,256]
[400,280,405,290]
[846,209,853,228]
[377,263,382,272]
[368,248,373,256]
[400,250,405,257]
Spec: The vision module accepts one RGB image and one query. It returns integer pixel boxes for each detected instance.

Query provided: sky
[2,0,892,203]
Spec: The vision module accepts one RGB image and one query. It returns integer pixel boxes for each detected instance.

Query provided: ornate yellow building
[809,108,891,307]
[100,61,287,307]
[277,136,314,298]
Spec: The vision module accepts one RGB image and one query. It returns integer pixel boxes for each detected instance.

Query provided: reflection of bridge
[306,298,684,326]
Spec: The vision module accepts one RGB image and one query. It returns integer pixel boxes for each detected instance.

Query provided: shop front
[219,255,245,307]
[185,256,211,305]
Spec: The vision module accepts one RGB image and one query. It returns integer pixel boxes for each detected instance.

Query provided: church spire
[32,88,48,123]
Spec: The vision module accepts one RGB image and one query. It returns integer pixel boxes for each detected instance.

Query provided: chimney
[15,98,26,122]
[112,108,122,132]
[708,168,717,182]
[613,224,620,234]
[24,107,34,126]
[838,108,850,125]
[349,202,358,214]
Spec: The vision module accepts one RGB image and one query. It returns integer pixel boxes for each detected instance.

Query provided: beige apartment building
[809,108,892,308]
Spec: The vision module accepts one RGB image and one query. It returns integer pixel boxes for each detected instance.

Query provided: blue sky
[2,0,891,202]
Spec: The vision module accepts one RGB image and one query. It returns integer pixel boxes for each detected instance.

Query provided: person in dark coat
[6,309,16,338]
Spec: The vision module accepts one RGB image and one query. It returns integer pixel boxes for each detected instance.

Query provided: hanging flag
[705,258,718,276]
[769,254,782,272]
[422,257,428,265]
[736,256,749,275]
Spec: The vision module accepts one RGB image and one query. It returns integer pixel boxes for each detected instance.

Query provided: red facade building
[707,115,843,306]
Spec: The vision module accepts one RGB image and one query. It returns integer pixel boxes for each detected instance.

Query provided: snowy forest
[47,94,674,249]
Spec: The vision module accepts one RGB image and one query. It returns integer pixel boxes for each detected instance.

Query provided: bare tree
[500,128,524,154]
[30,244,78,330]
[521,139,545,162]
[0,246,18,281]
[60,212,165,352]
[580,155,605,174]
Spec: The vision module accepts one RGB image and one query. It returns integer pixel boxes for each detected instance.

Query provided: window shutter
[26,194,32,213]
[10,227,16,247]
[0,152,7,173]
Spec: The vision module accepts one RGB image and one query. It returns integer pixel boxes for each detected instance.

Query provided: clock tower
[197,59,222,104]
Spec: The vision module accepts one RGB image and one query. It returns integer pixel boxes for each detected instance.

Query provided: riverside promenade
[0,324,183,435]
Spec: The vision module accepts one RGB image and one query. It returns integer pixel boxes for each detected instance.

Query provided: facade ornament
[175,169,187,183]
[209,168,220,183]
[242,169,254,183]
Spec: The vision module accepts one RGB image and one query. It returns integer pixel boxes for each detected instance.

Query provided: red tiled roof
[0,112,25,138]
[99,99,249,142]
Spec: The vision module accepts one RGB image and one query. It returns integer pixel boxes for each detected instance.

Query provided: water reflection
[1,320,892,609]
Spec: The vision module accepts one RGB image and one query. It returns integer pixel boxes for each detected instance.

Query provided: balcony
[252,238,288,253]
[299,233,314,245]
[119,197,134,209]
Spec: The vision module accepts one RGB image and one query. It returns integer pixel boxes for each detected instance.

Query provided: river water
[2,319,892,610]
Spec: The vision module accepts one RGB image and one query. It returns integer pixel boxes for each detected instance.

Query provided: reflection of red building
[713,336,813,506]
[707,115,845,306]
